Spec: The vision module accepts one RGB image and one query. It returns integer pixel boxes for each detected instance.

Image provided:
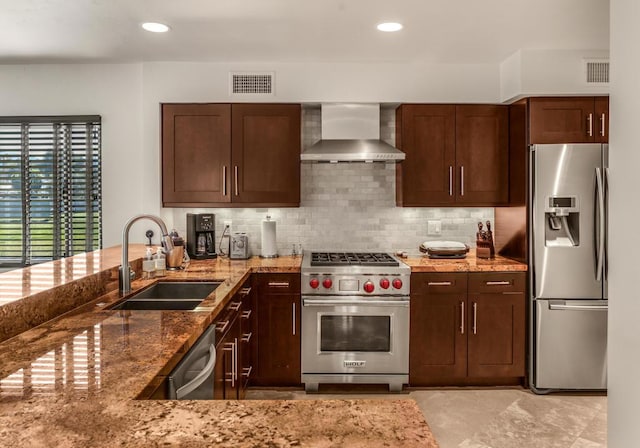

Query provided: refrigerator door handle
[595,167,605,282]
[549,303,608,311]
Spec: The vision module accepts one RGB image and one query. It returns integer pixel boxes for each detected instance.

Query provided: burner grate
[310,252,399,267]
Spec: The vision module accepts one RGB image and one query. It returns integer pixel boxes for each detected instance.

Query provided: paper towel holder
[260,215,279,259]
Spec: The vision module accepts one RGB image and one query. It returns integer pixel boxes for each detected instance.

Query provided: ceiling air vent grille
[230,72,275,95]
[585,60,609,84]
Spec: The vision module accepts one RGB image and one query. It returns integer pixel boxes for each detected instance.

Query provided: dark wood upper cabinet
[162,103,231,205]
[396,104,509,206]
[396,105,456,206]
[529,97,609,144]
[231,104,301,205]
[162,103,301,207]
[455,105,509,205]
[594,96,609,143]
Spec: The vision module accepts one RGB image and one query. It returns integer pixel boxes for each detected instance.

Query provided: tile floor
[246,387,607,448]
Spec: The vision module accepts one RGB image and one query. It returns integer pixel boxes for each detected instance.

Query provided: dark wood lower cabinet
[410,272,525,386]
[253,274,301,386]
[214,313,240,399]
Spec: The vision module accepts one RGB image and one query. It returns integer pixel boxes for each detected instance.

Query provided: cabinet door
[254,274,301,386]
[162,103,231,205]
[396,105,456,206]
[467,292,525,378]
[255,293,301,385]
[231,104,301,206]
[410,273,468,384]
[594,97,609,143]
[529,97,596,144]
[455,105,509,205]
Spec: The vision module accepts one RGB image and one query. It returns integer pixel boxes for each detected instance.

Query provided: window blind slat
[0,117,102,267]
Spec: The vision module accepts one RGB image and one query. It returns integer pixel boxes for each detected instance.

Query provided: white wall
[608,1,640,445]
[0,64,144,246]
[500,49,610,102]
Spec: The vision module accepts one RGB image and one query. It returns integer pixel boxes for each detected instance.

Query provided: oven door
[301,296,409,375]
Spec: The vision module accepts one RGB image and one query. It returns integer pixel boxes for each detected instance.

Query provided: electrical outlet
[427,220,442,236]
[223,220,232,234]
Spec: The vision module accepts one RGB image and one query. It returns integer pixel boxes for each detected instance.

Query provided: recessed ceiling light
[142,22,170,33]
[377,22,403,32]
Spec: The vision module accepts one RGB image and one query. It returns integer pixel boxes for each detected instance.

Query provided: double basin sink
[110,281,222,311]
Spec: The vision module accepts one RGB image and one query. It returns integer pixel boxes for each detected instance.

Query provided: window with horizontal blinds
[0,116,102,267]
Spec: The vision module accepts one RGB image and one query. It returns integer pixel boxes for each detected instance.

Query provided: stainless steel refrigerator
[529,143,608,392]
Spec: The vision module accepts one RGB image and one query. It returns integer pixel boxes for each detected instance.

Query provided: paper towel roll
[261,217,278,258]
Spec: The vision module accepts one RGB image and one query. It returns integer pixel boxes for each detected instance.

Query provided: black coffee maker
[186,213,217,259]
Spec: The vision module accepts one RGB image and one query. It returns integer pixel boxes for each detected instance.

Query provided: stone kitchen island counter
[0,246,438,447]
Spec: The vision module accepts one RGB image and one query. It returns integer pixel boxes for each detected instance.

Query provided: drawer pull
[241,332,252,343]
[460,301,465,335]
[240,287,252,296]
[486,281,511,286]
[242,366,253,378]
[215,320,229,333]
[228,301,242,311]
[428,281,452,286]
[268,281,290,287]
[241,310,252,319]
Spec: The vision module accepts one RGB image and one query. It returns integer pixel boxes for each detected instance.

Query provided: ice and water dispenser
[544,196,579,247]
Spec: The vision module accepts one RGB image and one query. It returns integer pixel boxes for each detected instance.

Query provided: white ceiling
[0,0,609,64]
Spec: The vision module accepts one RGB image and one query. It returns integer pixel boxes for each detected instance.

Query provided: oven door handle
[303,299,409,307]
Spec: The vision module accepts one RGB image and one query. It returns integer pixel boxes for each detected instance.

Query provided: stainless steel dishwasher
[167,325,216,399]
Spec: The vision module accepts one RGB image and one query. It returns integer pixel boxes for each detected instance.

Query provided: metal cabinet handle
[600,113,606,137]
[241,310,252,319]
[460,301,465,335]
[268,281,290,287]
[428,281,452,286]
[242,366,253,378]
[175,344,216,399]
[449,166,453,196]
[486,281,511,286]
[234,338,238,382]
[222,166,227,196]
[472,302,477,334]
[587,113,593,137]
[223,342,235,387]
[234,165,239,196]
[241,332,252,343]
[460,166,465,196]
[215,320,229,333]
[240,287,252,296]
[292,302,296,336]
[228,301,242,312]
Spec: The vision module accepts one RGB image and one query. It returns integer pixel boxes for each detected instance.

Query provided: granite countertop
[0,246,439,447]
[403,253,527,272]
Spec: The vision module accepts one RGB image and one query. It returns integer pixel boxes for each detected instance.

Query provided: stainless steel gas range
[301,251,410,392]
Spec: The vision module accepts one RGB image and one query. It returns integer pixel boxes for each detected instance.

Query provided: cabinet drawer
[257,273,300,295]
[411,273,467,295]
[214,298,242,339]
[468,272,525,294]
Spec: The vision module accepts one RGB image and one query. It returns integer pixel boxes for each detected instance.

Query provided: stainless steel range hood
[301,104,405,163]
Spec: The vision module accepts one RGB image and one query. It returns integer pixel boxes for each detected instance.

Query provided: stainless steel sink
[109,281,222,311]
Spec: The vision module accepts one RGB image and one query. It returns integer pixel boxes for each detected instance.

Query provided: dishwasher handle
[175,344,217,399]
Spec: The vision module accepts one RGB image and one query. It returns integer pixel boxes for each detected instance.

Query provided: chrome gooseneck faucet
[120,214,174,295]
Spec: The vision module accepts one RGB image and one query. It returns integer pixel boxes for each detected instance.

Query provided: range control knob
[379,278,390,289]
[309,278,320,289]
[322,278,333,289]
[392,278,403,289]
[363,281,375,293]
